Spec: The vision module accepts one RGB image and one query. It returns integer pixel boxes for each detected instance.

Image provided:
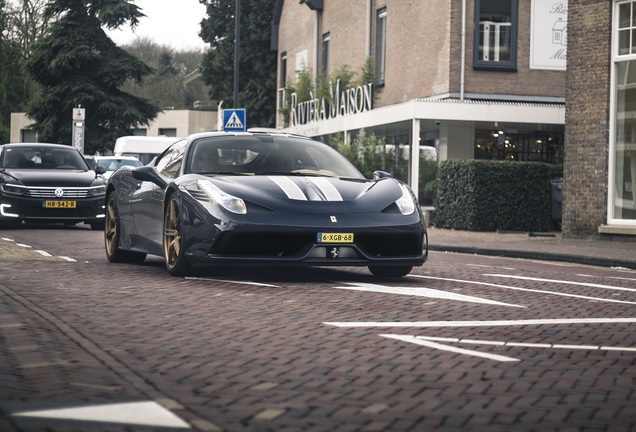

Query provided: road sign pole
[72,107,86,154]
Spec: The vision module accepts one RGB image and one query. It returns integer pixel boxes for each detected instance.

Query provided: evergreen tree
[26,0,161,154]
[0,1,26,143]
[119,38,207,111]
[200,0,277,128]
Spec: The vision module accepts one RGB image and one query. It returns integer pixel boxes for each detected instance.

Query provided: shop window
[473,0,518,71]
[375,7,387,86]
[474,129,563,164]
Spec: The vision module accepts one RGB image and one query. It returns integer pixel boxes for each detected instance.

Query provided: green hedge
[433,160,562,232]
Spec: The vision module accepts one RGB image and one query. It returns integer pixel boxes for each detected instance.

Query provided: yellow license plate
[317,232,354,243]
[44,200,76,208]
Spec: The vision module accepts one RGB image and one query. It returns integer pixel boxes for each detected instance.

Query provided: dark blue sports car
[104,131,428,277]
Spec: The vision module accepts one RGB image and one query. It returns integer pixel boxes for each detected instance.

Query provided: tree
[200,0,277,128]
[25,0,161,154]
[0,0,45,142]
[119,37,208,111]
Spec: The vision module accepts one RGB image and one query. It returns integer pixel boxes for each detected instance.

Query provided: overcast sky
[106,0,208,51]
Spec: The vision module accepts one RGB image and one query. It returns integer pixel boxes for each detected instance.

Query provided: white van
[113,136,182,165]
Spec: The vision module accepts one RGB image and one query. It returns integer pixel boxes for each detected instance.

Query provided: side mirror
[373,170,393,181]
[132,166,168,188]
[95,165,106,175]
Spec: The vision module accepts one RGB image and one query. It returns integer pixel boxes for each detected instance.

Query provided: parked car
[104,131,428,277]
[0,143,107,230]
[91,156,142,180]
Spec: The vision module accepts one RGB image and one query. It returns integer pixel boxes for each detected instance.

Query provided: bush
[434,160,558,232]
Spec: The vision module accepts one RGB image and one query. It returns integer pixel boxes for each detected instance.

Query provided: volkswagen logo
[54,188,65,198]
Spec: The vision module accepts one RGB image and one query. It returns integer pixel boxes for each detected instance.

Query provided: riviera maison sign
[291,80,373,126]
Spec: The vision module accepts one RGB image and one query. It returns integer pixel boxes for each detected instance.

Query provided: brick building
[565,1,636,237]
[272,0,567,202]
[273,0,636,238]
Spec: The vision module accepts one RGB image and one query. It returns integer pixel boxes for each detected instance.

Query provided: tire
[368,265,413,278]
[104,194,146,263]
[163,196,191,276]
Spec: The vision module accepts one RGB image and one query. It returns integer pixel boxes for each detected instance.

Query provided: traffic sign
[222,109,246,132]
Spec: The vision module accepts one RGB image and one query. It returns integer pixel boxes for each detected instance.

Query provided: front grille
[16,206,98,218]
[25,187,94,198]
[210,230,423,258]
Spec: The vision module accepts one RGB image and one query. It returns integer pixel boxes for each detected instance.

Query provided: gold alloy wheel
[105,196,118,257]
[163,197,182,270]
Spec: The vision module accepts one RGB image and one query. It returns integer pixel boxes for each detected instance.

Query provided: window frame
[609,0,636,224]
[321,32,330,75]
[375,7,387,86]
[473,0,518,71]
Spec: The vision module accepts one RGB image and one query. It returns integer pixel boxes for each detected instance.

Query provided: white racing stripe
[269,176,343,201]
[269,176,306,200]
[308,177,343,201]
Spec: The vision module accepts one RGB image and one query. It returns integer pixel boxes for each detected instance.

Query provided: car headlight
[395,183,416,215]
[0,183,26,196]
[89,185,106,197]
[197,180,247,214]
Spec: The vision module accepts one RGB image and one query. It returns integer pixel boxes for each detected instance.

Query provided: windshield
[185,135,365,179]
[95,158,142,171]
[1,146,90,170]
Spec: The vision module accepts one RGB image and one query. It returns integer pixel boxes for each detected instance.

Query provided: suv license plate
[44,200,77,208]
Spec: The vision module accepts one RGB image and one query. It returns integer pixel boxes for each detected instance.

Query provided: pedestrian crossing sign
[222,109,246,132]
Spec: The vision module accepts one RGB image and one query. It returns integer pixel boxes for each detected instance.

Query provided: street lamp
[234,0,240,108]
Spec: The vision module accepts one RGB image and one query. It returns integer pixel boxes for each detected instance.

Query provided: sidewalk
[427,227,636,269]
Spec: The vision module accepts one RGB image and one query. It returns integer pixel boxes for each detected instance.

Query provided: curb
[428,245,636,270]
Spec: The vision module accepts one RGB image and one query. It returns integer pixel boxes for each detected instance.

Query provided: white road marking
[186,277,280,287]
[380,334,519,362]
[334,282,524,307]
[35,250,52,257]
[380,334,636,362]
[11,401,190,428]
[323,317,636,327]
[409,275,636,305]
[59,256,77,262]
[609,276,636,282]
[485,274,636,293]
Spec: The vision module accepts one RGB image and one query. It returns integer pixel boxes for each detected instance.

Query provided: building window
[612,1,636,222]
[618,2,636,55]
[473,0,518,70]
[280,52,287,88]
[21,129,36,142]
[159,128,177,137]
[375,7,387,85]
[321,33,330,75]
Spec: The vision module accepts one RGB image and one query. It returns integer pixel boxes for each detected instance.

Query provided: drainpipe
[460,0,466,100]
